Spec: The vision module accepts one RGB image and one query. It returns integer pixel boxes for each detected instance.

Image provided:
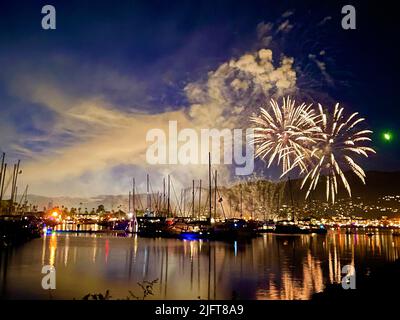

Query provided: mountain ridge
[21,171,400,212]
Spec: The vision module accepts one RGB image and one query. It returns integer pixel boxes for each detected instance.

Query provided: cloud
[2,28,299,197]
[0,118,18,152]
[282,10,294,18]
[308,54,334,86]
[186,48,297,129]
[318,16,332,26]
[277,20,293,33]
[256,22,274,47]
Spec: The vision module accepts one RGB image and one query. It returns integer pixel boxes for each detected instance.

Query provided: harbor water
[1,230,399,300]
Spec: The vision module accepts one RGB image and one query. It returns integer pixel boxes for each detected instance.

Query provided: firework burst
[300,103,376,203]
[250,97,319,176]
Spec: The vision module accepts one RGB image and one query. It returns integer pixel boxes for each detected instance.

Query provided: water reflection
[0,230,399,300]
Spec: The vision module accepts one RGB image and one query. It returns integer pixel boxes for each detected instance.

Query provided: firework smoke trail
[300,103,376,203]
[250,97,319,176]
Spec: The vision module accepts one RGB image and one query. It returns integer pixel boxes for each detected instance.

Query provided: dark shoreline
[312,258,400,301]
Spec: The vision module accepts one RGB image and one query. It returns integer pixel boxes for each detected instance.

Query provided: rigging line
[170,178,183,216]
[211,171,216,218]
[138,195,144,211]
[18,185,28,208]
[210,170,226,219]
[198,186,206,217]
[215,184,226,219]
[201,192,210,217]
[228,194,232,218]
[174,204,180,217]
[186,187,198,217]
[197,186,206,216]
[2,171,13,197]
[155,191,160,211]
[148,180,160,210]
[135,185,145,211]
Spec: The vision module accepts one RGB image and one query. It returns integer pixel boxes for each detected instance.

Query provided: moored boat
[274,220,309,234]
[209,218,257,240]
[136,216,168,237]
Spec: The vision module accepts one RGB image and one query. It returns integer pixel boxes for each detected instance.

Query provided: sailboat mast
[13,160,21,204]
[0,163,7,205]
[240,186,243,218]
[229,196,232,218]
[146,173,150,210]
[15,186,18,208]
[163,177,166,213]
[263,187,267,221]
[132,178,135,214]
[181,189,184,216]
[277,186,280,216]
[128,191,131,213]
[198,179,202,220]
[192,180,195,218]
[0,152,5,206]
[251,195,254,220]
[24,184,28,214]
[167,174,170,217]
[208,152,212,221]
[0,153,4,196]
[183,189,186,216]
[288,176,295,222]
[17,184,28,215]
[11,164,16,204]
[214,170,217,219]
[10,163,17,213]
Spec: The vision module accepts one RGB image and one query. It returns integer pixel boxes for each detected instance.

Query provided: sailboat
[174,153,214,240]
[126,178,138,233]
[208,162,256,240]
[274,177,327,235]
[274,177,310,234]
[136,174,168,237]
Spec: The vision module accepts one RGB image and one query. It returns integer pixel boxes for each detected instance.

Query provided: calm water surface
[1,231,399,300]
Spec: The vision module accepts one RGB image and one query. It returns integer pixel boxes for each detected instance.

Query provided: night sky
[0,0,399,196]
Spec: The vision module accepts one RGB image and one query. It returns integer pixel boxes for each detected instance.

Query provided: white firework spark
[250,96,319,176]
[300,103,376,203]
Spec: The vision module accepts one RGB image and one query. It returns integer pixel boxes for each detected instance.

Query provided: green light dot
[383,131,393,142]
